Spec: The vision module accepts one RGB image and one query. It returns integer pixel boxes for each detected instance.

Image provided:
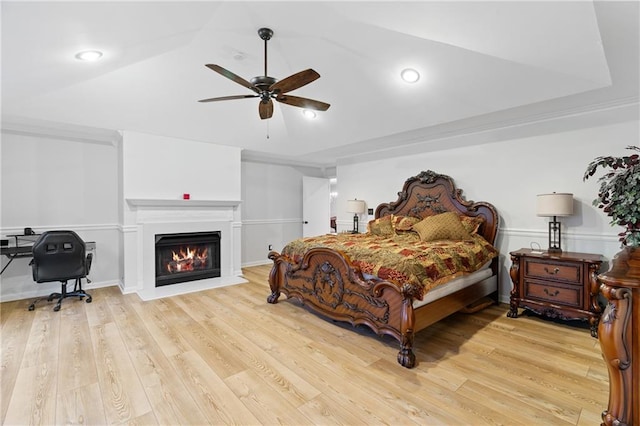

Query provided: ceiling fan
[198,27,330,120]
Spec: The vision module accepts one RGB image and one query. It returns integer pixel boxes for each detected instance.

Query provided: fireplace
[155,231,221,287]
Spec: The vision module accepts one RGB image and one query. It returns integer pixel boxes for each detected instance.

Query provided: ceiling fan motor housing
[250,75,277,91]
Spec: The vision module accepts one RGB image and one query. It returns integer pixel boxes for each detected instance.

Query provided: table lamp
[347,199,366,234]
[536,192,574,253]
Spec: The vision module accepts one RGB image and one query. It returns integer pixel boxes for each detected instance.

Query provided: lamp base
[352,214,359,234]
[548,218,563,254]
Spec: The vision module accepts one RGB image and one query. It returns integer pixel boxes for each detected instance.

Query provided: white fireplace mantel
[121,197,244,300]
[126,199,241,208]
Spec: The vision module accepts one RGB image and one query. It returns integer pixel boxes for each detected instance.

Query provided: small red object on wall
[183,193,190,200]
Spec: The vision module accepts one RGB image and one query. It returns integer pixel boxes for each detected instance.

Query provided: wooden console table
[597,246,639,426]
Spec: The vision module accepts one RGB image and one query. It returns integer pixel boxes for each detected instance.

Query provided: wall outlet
[368,208,374,215]
[268,244,273,251]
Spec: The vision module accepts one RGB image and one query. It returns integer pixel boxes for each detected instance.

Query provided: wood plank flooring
[1,265,608,425]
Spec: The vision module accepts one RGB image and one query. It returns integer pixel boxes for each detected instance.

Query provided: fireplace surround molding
[122,198,244,300]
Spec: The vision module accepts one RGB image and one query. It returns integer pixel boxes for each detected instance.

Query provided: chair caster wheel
[47,296,54,302]
[86,296,92,303]
[53,304,61,312]
[28,304,35,311]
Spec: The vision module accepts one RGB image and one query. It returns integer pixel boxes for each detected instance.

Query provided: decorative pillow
[367,215,394,236]
[412,212,474,242]
[392,215,421,232]
[459,215,485,234]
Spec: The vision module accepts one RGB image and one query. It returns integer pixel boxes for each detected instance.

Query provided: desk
[1,235,96,275]
[1,234,40,275]
[1,246,36,274]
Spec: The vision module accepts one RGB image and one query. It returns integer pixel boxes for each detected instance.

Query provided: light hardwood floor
[1,265,608,425]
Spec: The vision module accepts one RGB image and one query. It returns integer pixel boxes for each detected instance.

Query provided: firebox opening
[155,231,221,287]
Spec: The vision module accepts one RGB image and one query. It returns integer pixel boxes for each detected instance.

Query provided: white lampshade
[536,193,574,217]
[347,199,366,214]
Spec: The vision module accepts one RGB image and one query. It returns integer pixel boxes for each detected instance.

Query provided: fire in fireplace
[155,231,221,286]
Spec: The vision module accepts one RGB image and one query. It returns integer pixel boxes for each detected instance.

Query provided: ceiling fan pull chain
[266,120,270,139]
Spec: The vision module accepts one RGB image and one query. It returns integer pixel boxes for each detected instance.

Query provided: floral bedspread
[281,232,498,300]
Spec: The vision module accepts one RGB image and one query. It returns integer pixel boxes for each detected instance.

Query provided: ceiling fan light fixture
[75,50,103,61]
[302,109,317,119]
[401,68,420,83]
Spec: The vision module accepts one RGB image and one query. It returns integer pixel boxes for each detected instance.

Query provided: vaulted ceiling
[2,1,638,167]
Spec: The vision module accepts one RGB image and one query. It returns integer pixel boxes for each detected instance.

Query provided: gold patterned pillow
[392,215,421,232]
[413,212,474,242]
[459,215,485,234]
[367,215,394,236]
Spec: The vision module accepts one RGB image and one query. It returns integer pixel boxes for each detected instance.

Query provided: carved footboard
[268,248,421,368]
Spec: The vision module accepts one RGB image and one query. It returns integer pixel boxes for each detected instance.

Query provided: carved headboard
[375,170,499,245]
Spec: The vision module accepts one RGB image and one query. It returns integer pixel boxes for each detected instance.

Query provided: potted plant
[583,145,640,247]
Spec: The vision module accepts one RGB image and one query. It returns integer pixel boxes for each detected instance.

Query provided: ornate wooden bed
[267,171,500,368]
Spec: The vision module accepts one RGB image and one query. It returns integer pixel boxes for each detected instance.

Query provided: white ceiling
[2,1,638,167]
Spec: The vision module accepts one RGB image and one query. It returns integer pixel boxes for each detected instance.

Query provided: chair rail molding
[126,199,241,209]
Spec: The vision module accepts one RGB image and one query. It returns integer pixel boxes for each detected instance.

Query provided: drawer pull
[544,288,560,297]
[544,267,560,275]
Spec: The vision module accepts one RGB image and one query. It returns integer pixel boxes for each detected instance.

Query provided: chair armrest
[85,252,93,275]
[31,259,37,281]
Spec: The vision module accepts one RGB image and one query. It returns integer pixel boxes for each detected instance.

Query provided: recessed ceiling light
[400,68,420,83]
[75,50,103,61]
[302,109,317,119]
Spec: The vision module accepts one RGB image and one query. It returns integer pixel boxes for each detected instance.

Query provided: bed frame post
[267,251,282,303]
[397,283,420,368]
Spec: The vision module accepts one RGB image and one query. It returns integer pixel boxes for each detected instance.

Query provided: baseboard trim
[0,280,118,303]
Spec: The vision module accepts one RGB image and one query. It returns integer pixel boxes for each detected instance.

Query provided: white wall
[121,131,241,200]
[335,120,639,303]
[241,161,305,266]
[1,130,121,301]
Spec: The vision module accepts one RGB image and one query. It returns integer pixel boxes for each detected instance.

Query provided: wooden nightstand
[507,248,604,337]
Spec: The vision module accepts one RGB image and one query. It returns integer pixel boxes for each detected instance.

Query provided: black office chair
[28,230,93,311]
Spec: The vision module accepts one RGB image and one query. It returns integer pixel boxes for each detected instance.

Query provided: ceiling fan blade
[259,99,274,120]
[269,69,320,94]
[275,94,330,111]
[205,64,259,94]
[198,94,258,103]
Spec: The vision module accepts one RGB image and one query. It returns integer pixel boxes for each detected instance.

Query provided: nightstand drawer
[524,280,582,307]
[524,259,582,284]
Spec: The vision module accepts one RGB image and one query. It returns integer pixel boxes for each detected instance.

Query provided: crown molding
[1,116,122,146]
[336,96,639,166]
